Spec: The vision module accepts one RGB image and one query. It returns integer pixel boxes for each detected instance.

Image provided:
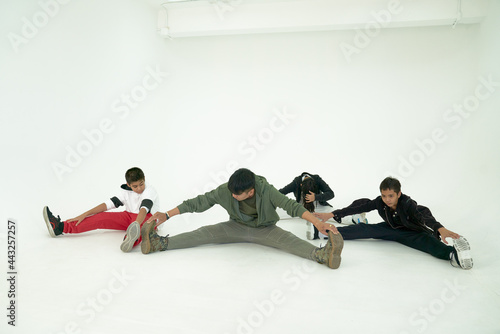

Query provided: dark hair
[380,177,401,193]
[301,177,318,212]
[125,167,145,184]
[228,168,255,195]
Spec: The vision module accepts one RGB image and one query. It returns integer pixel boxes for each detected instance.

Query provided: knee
[198,224,228,238]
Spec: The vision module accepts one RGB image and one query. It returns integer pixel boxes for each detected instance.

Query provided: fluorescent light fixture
[157,0,489,38]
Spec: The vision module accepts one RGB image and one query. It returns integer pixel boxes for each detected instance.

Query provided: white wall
[1,0,499,232]
[1,2,500,333]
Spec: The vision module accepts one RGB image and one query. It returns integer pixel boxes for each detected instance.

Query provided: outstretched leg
[337,222,453,259]
[141,220,344,268]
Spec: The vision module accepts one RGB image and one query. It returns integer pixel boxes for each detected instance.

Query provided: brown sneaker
[141,220,168,254]
[314,231,344,269]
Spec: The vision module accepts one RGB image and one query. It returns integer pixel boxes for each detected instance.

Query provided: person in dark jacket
[279,172,365,240]
[314,177,473,269]
[279,172,333,240]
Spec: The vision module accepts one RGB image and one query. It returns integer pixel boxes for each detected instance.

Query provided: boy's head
[125,167,146,194]
[228,168,255,201]
[379,177,401,209]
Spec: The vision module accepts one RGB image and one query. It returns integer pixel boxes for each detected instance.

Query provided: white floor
[1,207,499,334]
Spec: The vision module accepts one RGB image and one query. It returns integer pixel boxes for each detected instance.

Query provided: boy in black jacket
[314,177,472,269]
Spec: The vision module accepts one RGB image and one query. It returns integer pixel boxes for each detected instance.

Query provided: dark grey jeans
[167,220,318,260]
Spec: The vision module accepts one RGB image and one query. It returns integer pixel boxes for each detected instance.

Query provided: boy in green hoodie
[140,168,344,269]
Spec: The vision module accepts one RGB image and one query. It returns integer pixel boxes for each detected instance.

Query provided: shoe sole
[120,222,140,253]
[454,237,473,270]
[141,221,155,254]
[328,231,344,269]
[42,206,56,238]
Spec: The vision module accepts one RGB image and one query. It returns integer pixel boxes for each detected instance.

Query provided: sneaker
[43,206,64,237]
[332,213,342,224]
[306,221,313,240]
[450,236,473,270]
[352,213,368,224]
[120,221,140,253]
[141,220,168,254]
[313,231,344,269]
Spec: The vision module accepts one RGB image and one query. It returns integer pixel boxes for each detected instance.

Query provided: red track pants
[63,211,152,247]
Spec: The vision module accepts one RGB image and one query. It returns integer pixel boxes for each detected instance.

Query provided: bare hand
[314,212,333,222]
[305,191,316,203]
[67,214,87,226]
[438,227,460,244]
[316,221,339,235]
[146,212,168,227]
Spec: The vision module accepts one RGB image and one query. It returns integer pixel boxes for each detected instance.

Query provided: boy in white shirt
[43,167,159,252]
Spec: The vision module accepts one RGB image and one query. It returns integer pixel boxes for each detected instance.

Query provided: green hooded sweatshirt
[177,175,308,227]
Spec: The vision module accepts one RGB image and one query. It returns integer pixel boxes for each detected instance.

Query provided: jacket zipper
[385,207,395,228]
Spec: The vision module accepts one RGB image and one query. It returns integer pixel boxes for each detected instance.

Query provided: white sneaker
[306,221,313,240]
[351,213,368,224]
[121,221,140,253]
[450,236,473,270]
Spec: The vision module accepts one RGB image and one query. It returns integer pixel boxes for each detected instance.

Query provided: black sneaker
[43,206,64,237]
[450,236,473,270]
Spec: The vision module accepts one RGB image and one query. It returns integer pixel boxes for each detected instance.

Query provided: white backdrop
[1,1,499,333]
